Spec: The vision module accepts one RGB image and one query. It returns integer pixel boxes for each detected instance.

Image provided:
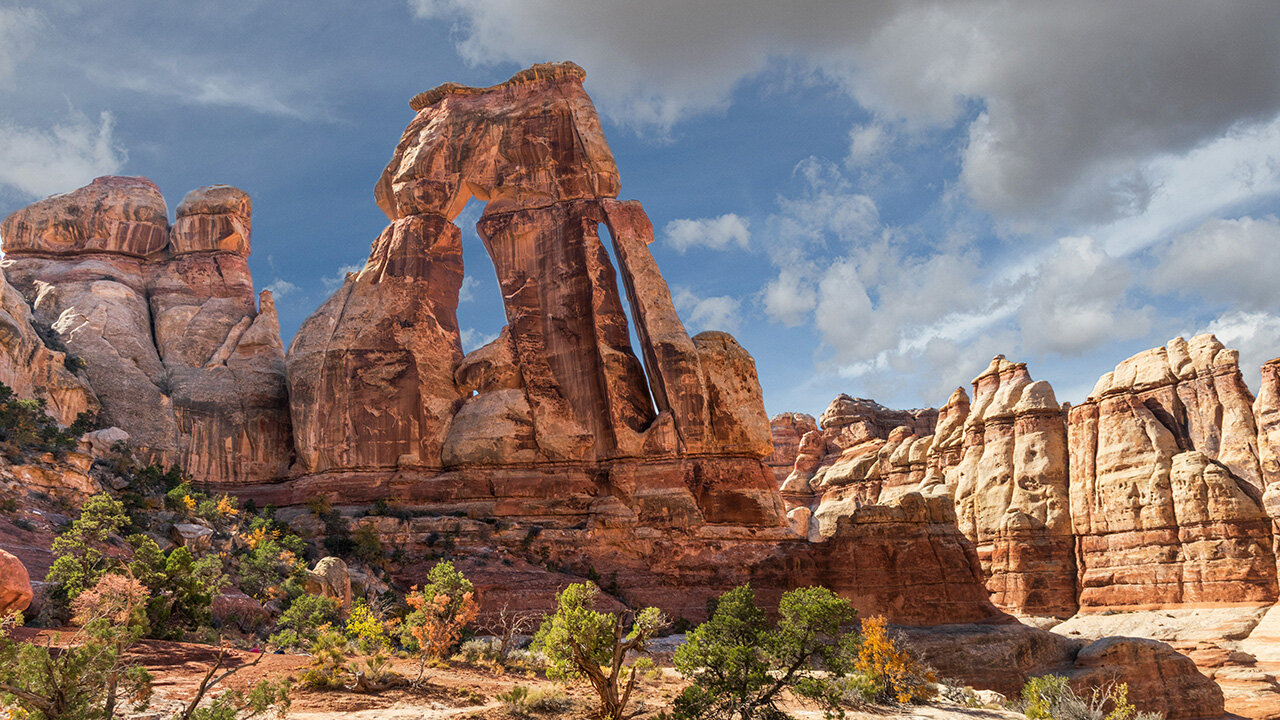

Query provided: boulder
[0,549,33,617]
[1069,636,1225,719]
[306,556,352,610]
[211,590,269,633]
[169,523,214,552]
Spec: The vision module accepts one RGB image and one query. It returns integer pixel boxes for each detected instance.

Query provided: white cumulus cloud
[1151,216,1280,310]
[673,287,741,333]
[663,213,750,253]
[264,278,300,297]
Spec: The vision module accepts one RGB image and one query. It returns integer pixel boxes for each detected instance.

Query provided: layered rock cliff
[0,177,293,486]
[778,335,1280,620]
[1069,336,1276,608]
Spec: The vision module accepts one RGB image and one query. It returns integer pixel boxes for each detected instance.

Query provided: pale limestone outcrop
[0,265,97,425]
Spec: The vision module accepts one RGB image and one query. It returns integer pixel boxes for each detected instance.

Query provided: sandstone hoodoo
[779,337,1280,621]
[0,177,293,486]
[1069,335,1277,610]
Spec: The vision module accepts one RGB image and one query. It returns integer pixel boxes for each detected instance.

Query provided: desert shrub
[0,574,153,720]
[166,482,206,516]
[275,594,343,647]
[46,493,130,604]
[266,629,302,651]
[127,535,227,637]
[346,651,402,692]
[499,684,573,716]
[672,584,860,720]
[533,582,665,720]
[850,615,936,704]
[459,637,502,664]
[0,382,90,458]
[352,526,384,567]
[235,518,308,603]
[299,630,349,691]
[131,463,186,496]
[1018,675,1161,720]
[344,600,391,655]
[402,560,479,676]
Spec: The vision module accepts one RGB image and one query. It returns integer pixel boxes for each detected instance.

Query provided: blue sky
[2,1,1280,418]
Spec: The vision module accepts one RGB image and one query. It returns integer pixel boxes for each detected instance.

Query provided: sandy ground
[7,628,1021,720]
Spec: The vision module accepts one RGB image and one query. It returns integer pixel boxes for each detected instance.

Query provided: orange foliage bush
[71,572,148,627]
[854,615,937,704]
[406,589,478,660]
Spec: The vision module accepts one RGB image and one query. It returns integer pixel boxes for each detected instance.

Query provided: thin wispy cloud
[0,111,125,199]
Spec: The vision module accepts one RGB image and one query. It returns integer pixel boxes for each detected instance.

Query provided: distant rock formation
[941,357,1077,619]
[0,177,293,486]
[779,335,1280,618]
[1069,336,1276,608]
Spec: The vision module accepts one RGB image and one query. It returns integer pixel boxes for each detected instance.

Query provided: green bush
[299,629,349,690]
[46,493,130,603]
[234,517,309,603]
[532,582,665,720]
[672,584,860,720]
[0,382,93,459]
[276,594,343,646]
[128,535,227,637]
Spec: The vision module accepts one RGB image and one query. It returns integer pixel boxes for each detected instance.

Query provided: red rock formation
[810,492,1004,625]
[286,62,773,493]
[1069,335,1277,609]
[0,178,292,486]
[819,394,936,451]
[904,624,1225,719]
[1069,636,1226,719]
[767,412,818,483]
